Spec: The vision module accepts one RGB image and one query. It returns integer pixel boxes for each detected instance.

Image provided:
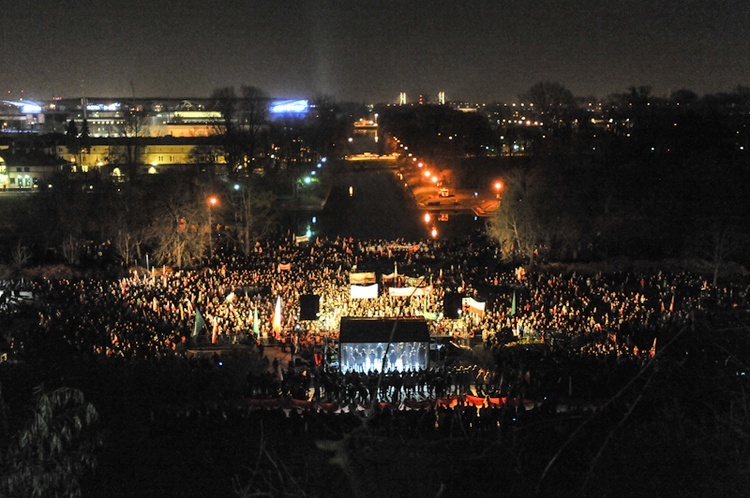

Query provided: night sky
[2,0,749,103]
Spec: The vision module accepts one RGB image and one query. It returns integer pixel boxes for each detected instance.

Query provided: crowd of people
[2,233,749,411]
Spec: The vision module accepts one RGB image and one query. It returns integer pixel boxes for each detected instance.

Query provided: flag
[253,307,260,336]
[462,297,486,317]
[272,296,282,335]
[192,308,206,339]
[511,291,517,316]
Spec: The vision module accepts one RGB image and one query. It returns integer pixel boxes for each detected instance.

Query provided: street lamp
[207,196,219,258]
[494,181,503,199]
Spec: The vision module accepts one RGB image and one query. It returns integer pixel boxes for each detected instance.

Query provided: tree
[306,94,348,160]
[0,385,101,498]
[521,81,576,122]
[188,143,223,176]
[65,120,81,169]
[486,168,582,265]
[110,104,149,181]
[147,187,209,268]
[238,85,270,174]
[211,85,270,178]
[231,179,278,255]
[486,169,546,265]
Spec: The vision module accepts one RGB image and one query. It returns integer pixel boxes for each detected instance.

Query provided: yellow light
[431,227,438,238]
[208,196,218,206]
[424,213,431,223]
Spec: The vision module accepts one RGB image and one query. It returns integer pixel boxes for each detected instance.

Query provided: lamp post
[494,181,503,199]
[207,196,218,258]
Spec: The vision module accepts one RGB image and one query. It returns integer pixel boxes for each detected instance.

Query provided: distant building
[55,137,226,176]
[0,152,63,189]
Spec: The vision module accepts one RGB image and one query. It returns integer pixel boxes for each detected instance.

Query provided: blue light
[270,99,309,114]
[316,163,322,168]
[85,102,121,112]
[233,184,240,190]
[21,103,42,114]
[3,100,42,114]
[312,216,317,223]
[321,158,327,163]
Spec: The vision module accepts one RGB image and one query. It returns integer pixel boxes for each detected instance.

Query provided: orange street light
[494,181,503,199]
[424,213,431,223]
[207,196,219,258]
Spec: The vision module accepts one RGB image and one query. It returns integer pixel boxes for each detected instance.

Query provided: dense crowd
[2,234,749,409]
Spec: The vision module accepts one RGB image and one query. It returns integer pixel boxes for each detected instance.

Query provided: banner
[382,263,399,282]
[462,297,486,316]
[277,262,291,272]
[350,284,378,299]
[388,243,419,252]
[350,272,377,285]
[295,235,309,245]
[192,309,206,338]
[388,285,433,297]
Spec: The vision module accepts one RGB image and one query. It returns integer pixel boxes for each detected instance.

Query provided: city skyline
[2,0,750,103]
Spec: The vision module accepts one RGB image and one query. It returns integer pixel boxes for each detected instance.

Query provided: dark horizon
[3,0,750,104]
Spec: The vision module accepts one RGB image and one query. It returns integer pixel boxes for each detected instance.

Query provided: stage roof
[339,317,430,343]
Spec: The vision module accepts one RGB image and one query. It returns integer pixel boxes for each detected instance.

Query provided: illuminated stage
[338,317,430,373]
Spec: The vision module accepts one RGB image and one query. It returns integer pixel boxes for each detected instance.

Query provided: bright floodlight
[270,99,309,114]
